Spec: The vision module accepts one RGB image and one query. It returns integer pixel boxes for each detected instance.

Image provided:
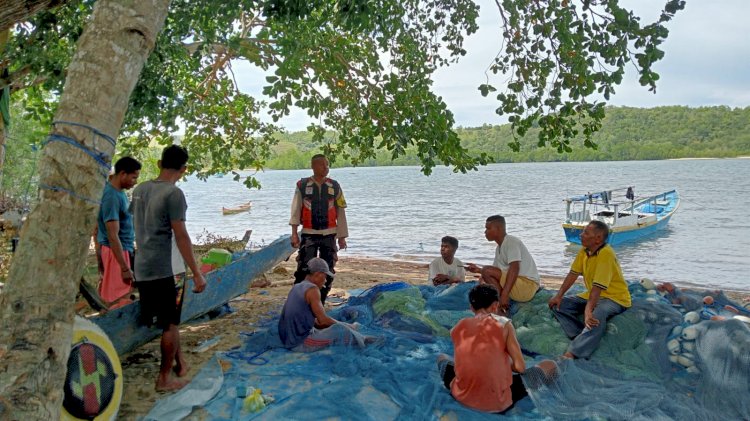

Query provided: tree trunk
[0,0,170,419]
[0,0,71,33]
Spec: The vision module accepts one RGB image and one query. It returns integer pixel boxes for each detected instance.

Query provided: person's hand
[121,267,134,284]
[465,263,481,274]
[584,309,599,329]
[432,274,450,286]
[548,295,562,310]
[193,272,207,293]
[291,233,300,248]
[498,295,510,315]
[338,237,347,250]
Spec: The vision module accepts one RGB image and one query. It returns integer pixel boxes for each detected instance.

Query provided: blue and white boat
[562,187,680,246]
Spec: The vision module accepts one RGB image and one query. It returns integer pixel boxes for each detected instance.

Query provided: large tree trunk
[0,0,170,419]
[0,0,71,33]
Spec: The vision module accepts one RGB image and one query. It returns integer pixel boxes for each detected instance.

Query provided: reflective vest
[298,177,341,230]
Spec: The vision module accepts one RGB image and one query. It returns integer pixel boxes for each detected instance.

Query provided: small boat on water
[222,201,252,215]
[562,187,680,246]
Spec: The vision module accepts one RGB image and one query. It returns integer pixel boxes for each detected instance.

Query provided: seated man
[466,215,540,315]
[437,284,557,413]
[429,236,466,286]
[548,220,631,359]
[278,257,368,351]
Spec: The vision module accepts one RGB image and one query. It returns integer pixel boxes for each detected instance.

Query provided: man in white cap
[278,257,368,351]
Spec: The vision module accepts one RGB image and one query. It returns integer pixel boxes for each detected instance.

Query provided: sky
[235,0,750,132]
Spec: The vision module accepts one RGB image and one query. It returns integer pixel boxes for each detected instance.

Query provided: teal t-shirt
[97,182,135,252]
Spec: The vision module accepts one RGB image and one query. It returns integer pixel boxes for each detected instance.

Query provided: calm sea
[179,159,750,291]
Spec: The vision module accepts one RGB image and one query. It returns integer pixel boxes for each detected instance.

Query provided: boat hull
[563,190,679,246]
[90,235,294,355]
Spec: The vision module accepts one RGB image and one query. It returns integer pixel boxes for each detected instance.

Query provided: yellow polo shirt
[572,244,631,308]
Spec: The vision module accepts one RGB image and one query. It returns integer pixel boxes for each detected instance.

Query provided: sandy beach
[113,254,749,419]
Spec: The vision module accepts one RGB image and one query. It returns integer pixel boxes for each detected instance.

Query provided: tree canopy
[2,0,684,184]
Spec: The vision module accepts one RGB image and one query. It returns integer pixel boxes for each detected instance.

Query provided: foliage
[1,0,684,185]
[484,0,685,153]
[264,106,750,166]
[1,103,44,208]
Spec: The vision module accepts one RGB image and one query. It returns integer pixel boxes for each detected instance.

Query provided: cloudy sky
[236,0,750,131]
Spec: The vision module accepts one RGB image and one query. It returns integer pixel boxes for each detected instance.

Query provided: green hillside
[266,106,750,168]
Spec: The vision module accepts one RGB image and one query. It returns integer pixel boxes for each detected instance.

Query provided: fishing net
[159,281,750,420]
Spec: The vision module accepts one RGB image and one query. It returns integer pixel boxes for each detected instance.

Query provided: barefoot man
[130,145,207,391]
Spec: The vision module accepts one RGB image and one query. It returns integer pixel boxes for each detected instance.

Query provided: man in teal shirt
[96,156,140,307]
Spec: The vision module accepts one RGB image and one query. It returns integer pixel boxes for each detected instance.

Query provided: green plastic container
[201,248,232,267]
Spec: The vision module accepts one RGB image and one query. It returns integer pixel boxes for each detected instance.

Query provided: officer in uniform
[289,154,348,303]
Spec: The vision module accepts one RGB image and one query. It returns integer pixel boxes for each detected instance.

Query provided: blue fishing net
[179,281,750,420]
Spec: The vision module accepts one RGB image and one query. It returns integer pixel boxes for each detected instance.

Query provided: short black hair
[161,145,189,170]
[486,215,506,226]
[441,236,459,249]
[114,156,141,174]
[469,284,499,310]
[588,220,610,242]
[311,153,327,162]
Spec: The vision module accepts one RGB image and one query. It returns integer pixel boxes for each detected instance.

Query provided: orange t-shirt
[450,313,514,412]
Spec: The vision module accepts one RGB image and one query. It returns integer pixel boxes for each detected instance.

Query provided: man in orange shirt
[437,284,557,413]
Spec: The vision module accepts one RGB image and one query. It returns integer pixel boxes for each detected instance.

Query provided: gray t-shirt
[130,180,187,281]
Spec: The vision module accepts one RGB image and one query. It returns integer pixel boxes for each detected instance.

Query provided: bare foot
[155,377,188,392]
[173,363,189,377]
[561,351,576,359]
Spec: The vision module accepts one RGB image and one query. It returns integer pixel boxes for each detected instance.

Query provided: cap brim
[324,270,335,277]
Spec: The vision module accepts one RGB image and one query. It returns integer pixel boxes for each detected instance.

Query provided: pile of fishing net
[147,281,750,420]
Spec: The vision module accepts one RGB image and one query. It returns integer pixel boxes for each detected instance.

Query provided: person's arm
[171,220,206,293]
[336,207,348,250]
[93,226,104,275]
[504,322,526,373]
[584,286,603,329]
[499,260,520,311]
[305,287,338,328]
[289,188,302,248]
[548,271,580,310]
[104,220,133,283]
[335,187,348,249]
[465,263,482,274]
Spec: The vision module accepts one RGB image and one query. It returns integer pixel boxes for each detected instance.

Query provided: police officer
[289,154,348,303]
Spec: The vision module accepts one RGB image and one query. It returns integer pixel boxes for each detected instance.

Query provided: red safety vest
[298,177,341,230]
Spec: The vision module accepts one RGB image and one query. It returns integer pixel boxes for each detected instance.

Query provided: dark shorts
[438,359,528,413]
[136,276,184,330]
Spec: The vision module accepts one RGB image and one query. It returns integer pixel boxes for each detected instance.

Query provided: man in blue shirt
[96,156,141,307]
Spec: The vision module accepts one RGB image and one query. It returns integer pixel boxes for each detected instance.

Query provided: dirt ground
[114,254,749,420]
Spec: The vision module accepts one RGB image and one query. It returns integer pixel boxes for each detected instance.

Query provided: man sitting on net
[278,257,373,351]
[429,236,466,286]
[437,284,557,413]
[466,215,540,315]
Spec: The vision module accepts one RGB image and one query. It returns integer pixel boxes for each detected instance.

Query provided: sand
[114,255,749,419]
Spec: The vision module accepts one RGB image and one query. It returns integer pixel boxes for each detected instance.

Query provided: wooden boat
[562,187,680,246]
[89,235,294,354]
[222,201,252,215]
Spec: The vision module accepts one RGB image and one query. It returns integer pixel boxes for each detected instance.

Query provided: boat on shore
[562,187,680,246]
[87,234,294,354]
[222,201,252,215]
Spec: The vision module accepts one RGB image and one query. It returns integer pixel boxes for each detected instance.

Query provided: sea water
[179,159,750,290]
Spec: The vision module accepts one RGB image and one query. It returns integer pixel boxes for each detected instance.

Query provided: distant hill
[266,106,750,168]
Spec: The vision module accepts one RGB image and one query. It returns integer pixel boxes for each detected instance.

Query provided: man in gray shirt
[130,144,206,392]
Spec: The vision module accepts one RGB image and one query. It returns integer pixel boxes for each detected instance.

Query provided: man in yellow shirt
[548,220,631,359]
